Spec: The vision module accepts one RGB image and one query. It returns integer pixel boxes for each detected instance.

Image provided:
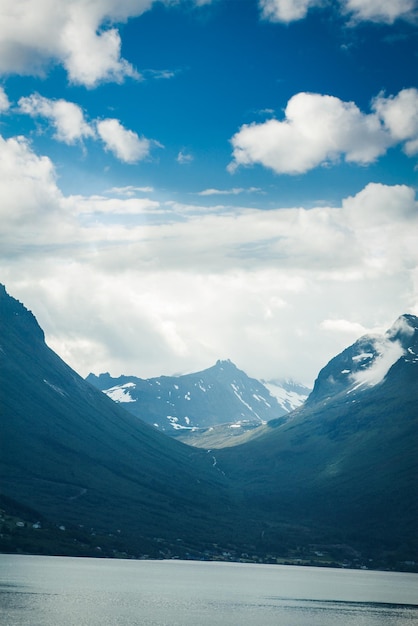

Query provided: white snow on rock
[263,382,308,411]
[104,382,135,403]
[43,379,67,397]
[230,383,262,420]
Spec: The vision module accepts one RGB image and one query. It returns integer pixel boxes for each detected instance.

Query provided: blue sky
[1,0,418,384]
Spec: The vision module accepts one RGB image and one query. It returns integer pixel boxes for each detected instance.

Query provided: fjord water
[1,555,417,626]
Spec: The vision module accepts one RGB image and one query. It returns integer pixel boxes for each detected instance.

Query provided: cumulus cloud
[17,93,160,163]
[342,182,417,227]
[229,90,418,175]
[342,0,417,24]
[96,118,154,163]
[0,0,151,86]
[0,134,75,256]
[0,0,216,87]
[0,86,10,112]
[258,0,418,23]
[18,93,94,144]
[373,88,418,156]
[229,92,391,175]
[259,0,323,23]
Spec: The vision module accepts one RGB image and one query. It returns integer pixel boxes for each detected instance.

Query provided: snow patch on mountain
[105,382,135,403]
[231,383,263,421]
[262,380,310,412]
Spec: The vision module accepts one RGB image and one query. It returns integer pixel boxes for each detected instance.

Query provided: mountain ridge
[86,360,310,435]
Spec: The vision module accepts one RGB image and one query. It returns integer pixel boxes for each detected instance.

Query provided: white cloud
[18,93,162,163]
[320,319,367,335]
[0,0,150,87]
[0,134,76,255]
[0,86,10,112]
[177,150,194,164]
[144,69,177,80]
[198,187,261,196]
[96,118,154,163]
[351,336,405,387]
[0,0,413,91]
[229,92,391,175]
[229,89,418,175]
[342,182,417,227]
[258,0,418,23]
[18,94,94,144]
[66,194,160,215]
[0,1,215,87]
[1,132,417,384]
[259,0,323,23]
[106,185,155,196]
[373,88,418,156]
[342,0,417,24]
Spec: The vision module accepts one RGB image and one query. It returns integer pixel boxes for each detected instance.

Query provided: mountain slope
[87,361,308,434]
[0,285,241,556]
[216,315,418,561]
[2,285,416,566]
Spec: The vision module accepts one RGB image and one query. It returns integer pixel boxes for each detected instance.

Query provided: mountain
[216,315,418,565]
[86,361,309,435]
[1,284,417,568]
[261,378,310,412]
[0,285,245,558]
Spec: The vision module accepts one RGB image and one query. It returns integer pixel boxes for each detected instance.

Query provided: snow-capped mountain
[307,313,418,405]
[87,360,307,434]
[261,378,310,412]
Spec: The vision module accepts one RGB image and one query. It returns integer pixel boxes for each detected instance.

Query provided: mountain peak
[0,283,45,343]
[307,314,418,405]
[215,358,236,369]
[386,314,418,345]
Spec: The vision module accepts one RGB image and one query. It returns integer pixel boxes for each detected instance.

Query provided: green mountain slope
[216,315,418,562]
[0,285,242,557]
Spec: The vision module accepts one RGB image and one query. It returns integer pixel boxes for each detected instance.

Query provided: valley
[1,284,417,571]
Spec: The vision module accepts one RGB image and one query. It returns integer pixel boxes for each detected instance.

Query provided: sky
[0,0,417,386]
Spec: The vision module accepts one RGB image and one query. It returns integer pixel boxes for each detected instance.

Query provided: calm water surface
[1,554,417,625]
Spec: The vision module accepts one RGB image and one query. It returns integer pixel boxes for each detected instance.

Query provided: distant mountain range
[86,363,310,435]
[1,283,417,568]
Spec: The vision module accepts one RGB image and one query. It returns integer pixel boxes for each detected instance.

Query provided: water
[0,554,417,625]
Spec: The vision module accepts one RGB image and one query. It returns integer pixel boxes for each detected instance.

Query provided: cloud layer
[1,131,417,383]
[229,89,418,174]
